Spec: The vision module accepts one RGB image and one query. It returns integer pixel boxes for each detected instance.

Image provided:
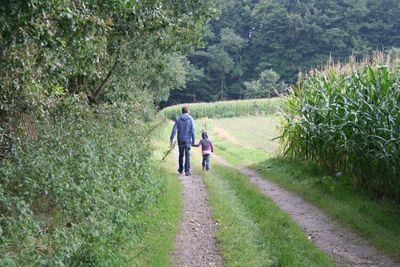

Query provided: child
[192,131,214,171]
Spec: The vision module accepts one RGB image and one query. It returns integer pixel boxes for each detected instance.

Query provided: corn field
[281,60,400,200]
[161,97,284,120]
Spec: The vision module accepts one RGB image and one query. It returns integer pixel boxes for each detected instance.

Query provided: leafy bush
[281,62,400,200]
[0,98,161,266]
[161,97,284,120]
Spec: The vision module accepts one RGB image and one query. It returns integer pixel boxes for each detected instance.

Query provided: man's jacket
[170,113,195,144]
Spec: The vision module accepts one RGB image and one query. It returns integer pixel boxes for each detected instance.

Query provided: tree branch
[87,44,122,104]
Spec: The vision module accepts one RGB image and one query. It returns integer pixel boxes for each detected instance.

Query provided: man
[170,105,195,176]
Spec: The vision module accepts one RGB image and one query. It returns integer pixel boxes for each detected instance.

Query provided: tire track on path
[213,154,399,267]
[171,148,223,267]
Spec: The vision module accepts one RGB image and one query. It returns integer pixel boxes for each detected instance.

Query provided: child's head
[201,131,208,139]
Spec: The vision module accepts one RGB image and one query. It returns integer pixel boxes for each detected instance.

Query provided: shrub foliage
[0,100,162,266]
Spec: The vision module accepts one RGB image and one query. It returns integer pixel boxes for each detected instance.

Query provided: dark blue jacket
[170,113,195,144]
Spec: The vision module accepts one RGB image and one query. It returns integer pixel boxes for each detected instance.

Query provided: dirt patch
[213,154,399,267]
[171,149,223,267]
[213,126,241,145]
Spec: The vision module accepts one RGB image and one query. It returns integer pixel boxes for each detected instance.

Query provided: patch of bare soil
[171,149,223,267]
[213,154,399,267]
[213,126,241,145]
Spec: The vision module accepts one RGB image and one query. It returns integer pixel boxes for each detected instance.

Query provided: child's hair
[201,131,208,139]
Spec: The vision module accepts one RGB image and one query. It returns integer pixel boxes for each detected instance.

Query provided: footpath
[171,149,223,267]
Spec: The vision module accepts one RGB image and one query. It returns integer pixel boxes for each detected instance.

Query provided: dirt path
[213,154,399,267]
[171,149,223,267]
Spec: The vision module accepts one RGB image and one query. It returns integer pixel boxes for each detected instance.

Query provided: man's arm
[190,118,196,144]
[210,141,214,153]
[170,119,178,144]
[192,140,201,147]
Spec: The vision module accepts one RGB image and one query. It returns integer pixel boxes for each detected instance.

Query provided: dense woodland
[167,0,400,104]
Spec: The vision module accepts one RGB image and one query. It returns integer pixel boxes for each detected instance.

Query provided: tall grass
[161,97,284,120]
[281,54,400,200]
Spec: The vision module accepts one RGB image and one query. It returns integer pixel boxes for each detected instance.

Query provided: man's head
[182,105,189,114]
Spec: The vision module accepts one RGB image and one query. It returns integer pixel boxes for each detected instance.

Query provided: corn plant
[161,97,284,120]
[281,64,400,200]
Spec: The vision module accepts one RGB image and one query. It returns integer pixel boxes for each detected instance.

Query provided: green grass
[207,116,400,260]
[128,165,181,266]
[201,166,269,266]
[127,121,182,266]
[206,116,280,153]
[194,116,279,166]
[194,158,334,266]
[212,136,269,166]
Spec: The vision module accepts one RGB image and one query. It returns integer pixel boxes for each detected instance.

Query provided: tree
[0,0,213,112]
[208,45,235,100]
[0,0,213,158]
[243,69,284,99]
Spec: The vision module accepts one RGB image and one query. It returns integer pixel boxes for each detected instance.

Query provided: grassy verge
[195,160,334,266]
[254,158,400,260]
[127,121,182,266]
[128,165,181,266]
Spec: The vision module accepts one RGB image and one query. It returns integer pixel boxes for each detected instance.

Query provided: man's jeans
[178,142,191,174]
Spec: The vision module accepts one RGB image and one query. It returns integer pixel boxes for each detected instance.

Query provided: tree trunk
[220,78,224,100]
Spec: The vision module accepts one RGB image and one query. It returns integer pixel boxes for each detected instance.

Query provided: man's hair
[182,105,189,114]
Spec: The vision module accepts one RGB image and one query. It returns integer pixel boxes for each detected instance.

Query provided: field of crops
[281,62,400,200]
[161,97,284,120]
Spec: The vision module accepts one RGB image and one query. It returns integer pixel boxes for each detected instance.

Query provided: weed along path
[171,148,223,267]
[213,154,399,267]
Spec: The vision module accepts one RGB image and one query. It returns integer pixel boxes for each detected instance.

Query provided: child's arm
[210,141,214,153]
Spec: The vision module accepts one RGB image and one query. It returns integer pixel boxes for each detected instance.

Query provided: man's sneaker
[178,170,183,175]
[185,172,192,176]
